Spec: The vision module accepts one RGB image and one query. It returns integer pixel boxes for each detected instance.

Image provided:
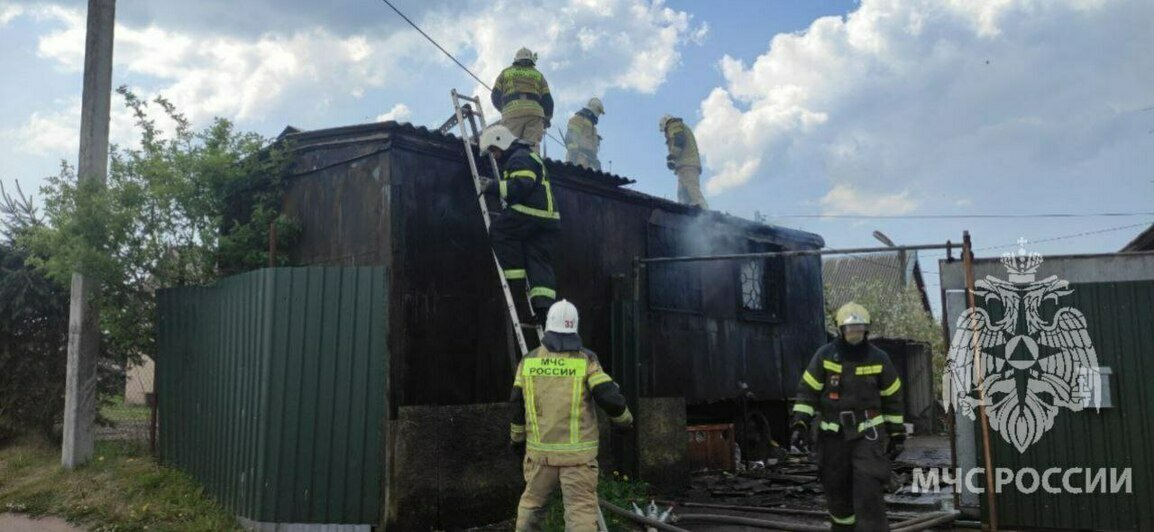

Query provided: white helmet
[658,114,673,132]
[479,124,516,151]
[514,47,537,64]
[587,97,605,116]
[545,299,579,334]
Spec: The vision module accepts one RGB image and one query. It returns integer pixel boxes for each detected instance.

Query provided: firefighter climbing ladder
[448,89,543,363]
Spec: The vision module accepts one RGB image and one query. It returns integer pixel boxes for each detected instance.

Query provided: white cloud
[30,6,424,124]
[447,0,706,114]
[0,3,24,26]
[21,0,702,135]
[694,0,1154,211]
[4,103,78,156]
[819,184,916,216]
[376,103,411,123]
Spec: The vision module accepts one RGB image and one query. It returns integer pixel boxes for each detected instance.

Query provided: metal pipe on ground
[598,499,689,532]
[888,511,952,529]
[890,511,961,532]
[654,500,918,521]
[673,513,830,531]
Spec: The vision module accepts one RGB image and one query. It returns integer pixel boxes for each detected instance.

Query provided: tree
[0,183,68,443]
[16,87,296,411]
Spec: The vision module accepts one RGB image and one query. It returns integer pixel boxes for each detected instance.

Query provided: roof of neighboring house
[1121,224,1154,252]
[823,251,932,314]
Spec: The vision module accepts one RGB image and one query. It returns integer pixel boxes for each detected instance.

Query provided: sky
[1,0,1152,313]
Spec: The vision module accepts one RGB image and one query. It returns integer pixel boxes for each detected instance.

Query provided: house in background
[822,249,937,434]
[124,355,154,405]
[822,249,932,315]
[1121,224,1154,252]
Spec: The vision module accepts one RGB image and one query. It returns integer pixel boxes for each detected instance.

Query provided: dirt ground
[0,513,86,532]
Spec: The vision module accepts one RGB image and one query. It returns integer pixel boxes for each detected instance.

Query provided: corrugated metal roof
[822,252,907,309]
[275,120,825,250]
[280,120,636,187]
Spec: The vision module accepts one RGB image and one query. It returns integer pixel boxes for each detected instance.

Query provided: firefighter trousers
[503,114,546,153]
[491,211,558,316]
[818,433,892,531]
[675,166,708,209]
[516,455,600,532]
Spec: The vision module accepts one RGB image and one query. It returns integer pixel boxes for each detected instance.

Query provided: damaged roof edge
[278,120,824,250]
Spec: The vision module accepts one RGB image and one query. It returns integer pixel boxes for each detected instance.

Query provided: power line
[924,220,1153,258]
[768,211,1154,220]
[378,0,566,151]
[381,0,491,90]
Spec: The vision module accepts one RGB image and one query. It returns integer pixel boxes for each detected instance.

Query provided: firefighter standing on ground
[659,114,708,209]
[790,302,905,532]
[565,97,604,170]
[510,300,634,531]
[479,124,560,321]
[491,47,554,153]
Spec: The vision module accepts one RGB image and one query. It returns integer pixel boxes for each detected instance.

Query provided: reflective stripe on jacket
[512,347,614,464]
[499,147,560,221]
[491,65,553,119]
[793,341,905,438]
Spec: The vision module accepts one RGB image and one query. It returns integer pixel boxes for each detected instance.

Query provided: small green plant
[539,469,652,531]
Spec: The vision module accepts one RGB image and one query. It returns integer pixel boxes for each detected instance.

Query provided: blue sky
[2,0,1152,307]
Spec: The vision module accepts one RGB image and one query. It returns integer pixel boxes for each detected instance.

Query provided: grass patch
[101,396,151,423]
[539,470,652,531]
[0,437,240,531]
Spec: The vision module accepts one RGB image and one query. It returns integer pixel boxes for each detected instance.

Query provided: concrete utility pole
[62,0,115,469]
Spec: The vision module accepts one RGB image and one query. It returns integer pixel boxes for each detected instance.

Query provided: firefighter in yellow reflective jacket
[491,47,554,153]
[565,98,604,170]
[510,300,634,531]
[790,302,905,532]
[479,124,560,320]
[659,114,708,209]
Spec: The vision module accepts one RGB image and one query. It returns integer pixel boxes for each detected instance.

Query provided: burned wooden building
[180,121,826,526]
[279,120,825,411]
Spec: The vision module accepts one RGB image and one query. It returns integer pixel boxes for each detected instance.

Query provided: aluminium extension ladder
[447,90,544,365]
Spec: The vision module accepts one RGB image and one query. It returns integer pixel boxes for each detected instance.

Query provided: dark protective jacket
[662,118,701,169]
[491,61,554,120]
[792,338,905,439]
[495,143,560,222]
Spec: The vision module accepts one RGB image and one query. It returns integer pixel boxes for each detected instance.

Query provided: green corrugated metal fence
[975,280,1152,530]
[156,267,387,525]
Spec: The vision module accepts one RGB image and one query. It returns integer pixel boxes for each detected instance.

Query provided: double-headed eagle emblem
[942,241,1101,452]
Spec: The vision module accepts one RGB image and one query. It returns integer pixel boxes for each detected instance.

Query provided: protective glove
[477,177,498,196]
[511,440,526,459]
[886,434,906,460]
[666,160,676,170]
[789,422,812,454]
[544,118,552,129]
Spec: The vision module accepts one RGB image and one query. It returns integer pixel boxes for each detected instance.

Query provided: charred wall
[280,122,826,411]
